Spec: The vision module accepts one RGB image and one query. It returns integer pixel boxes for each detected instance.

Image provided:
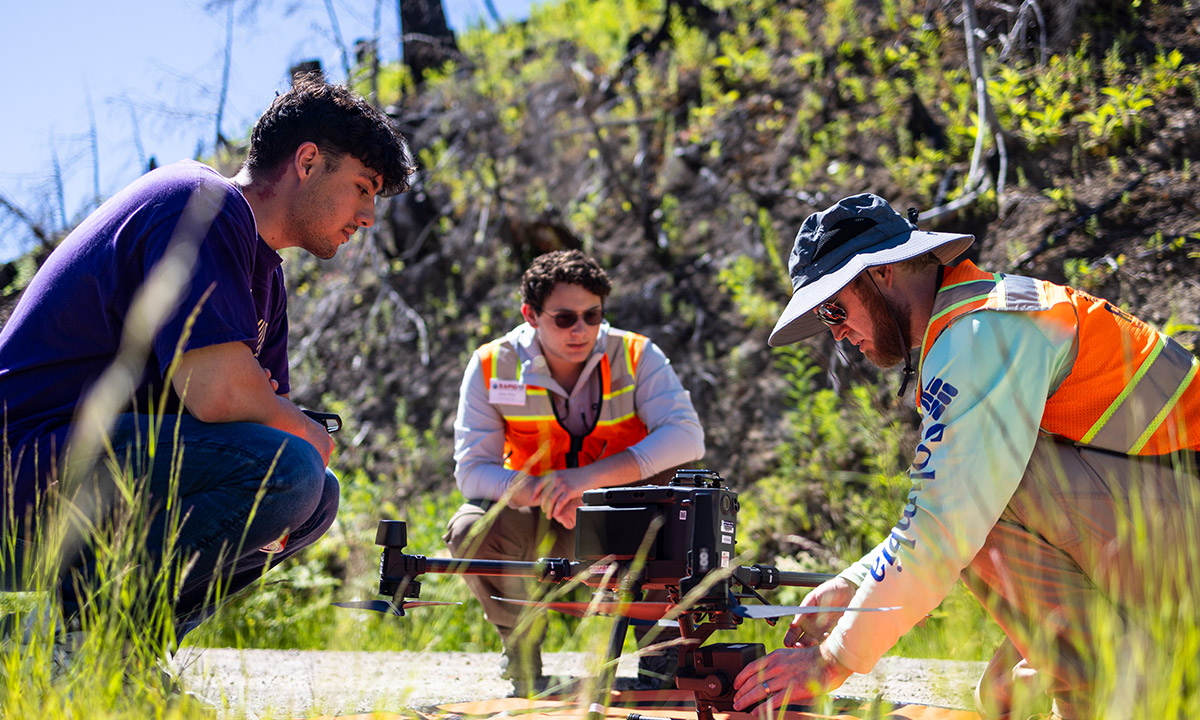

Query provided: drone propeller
[492,596,675,621]
[333,599,461,616]
[732,604,900,619]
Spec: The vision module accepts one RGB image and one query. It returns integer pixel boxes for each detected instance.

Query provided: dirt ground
[177,647,984,719]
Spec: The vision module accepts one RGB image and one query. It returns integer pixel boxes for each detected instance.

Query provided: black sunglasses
[814,299,847,326]
[541,307,604,329]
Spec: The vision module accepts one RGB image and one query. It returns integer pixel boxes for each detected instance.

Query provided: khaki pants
[444,502,575,671]
[444,501,674,683]
[965,437,1200,719]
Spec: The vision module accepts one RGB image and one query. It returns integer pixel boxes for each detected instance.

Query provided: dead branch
[547,116,659,141]
[999,0,1047,65]
[924,0,1010,219]
[0,192,54,253]
[215,2,234,150]
[322,0,354,79]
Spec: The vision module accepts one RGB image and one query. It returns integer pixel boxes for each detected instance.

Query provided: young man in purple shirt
[0,76,415,650]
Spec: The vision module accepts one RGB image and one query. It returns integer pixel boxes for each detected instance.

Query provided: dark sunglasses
[814,300,847,326]
[541,307,604,329]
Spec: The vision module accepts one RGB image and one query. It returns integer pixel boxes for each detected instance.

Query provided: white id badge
[489,378,527,405]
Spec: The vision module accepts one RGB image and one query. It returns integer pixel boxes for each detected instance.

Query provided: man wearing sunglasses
[445,249,705,695]
[730,194,1200,719]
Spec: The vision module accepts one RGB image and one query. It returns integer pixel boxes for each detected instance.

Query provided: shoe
[49,629,86,678]
[501,646,549,698]
[508,674,552,698]
[633,650,678,690]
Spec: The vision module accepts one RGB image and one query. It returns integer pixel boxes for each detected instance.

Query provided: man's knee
[306,469,340,535]
[444,504,537,561]
[269,437,327,498]
[444,504,489,556]
[282,469,338,553]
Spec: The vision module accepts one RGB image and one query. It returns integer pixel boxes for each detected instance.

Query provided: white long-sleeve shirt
[453,322,706,500]
[826,309,1077,673]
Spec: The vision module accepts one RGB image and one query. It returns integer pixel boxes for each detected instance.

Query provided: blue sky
[0,0,530,261]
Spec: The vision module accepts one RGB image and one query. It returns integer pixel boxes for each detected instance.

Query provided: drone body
[344,470,889,720]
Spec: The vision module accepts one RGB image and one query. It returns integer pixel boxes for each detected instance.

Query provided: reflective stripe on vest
[479,329,650,475]
[918,260,1200,455]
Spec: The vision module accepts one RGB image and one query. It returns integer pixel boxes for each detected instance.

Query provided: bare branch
[323,0,353,79]
[86,88,101,208]
[215,2,234,150]
[925,0,1010,217]
[50,135,67,230]
[0,192,54,252]
[999,0,1047,65]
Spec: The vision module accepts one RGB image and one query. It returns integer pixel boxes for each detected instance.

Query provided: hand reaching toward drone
[784,576,858,647]
[731,575,859,710]
[731,642,853,710]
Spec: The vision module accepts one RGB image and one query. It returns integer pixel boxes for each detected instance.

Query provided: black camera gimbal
[349,470,865,720]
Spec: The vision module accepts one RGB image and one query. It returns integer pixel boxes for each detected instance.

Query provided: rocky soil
[178,648,983,719]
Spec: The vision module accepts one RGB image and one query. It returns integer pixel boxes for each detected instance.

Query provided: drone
[339,470,891,720]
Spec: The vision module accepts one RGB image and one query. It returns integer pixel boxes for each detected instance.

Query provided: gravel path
[177,648,984,719]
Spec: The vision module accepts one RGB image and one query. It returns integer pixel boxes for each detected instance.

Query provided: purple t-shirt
[0,160,289,511]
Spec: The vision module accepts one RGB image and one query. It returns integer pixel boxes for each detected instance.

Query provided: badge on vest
[489,378,527,405]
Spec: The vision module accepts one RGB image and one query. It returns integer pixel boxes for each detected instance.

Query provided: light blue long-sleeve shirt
[827,309,1077,673]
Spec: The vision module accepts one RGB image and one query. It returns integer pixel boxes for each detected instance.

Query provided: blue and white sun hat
[768,193,975,347]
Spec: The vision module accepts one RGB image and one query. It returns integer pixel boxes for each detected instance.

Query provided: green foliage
[2,253,40,296]
[1063,255,1121,294]
[716,254,782,330]
[1077,83,1155,151]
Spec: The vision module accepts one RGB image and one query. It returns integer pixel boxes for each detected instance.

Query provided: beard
[853,278,914,369]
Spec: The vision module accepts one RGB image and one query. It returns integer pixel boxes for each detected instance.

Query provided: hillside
[269,0,1200,557]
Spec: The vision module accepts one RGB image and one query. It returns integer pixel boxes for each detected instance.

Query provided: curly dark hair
[244,74,416,196]
[521,250,612,310]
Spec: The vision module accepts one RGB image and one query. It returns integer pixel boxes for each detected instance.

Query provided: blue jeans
[59,413,339,638]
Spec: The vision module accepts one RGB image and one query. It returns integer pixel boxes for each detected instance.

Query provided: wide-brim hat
[768,193,974,347]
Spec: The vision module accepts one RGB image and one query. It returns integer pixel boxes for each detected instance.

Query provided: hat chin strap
[863,271,916,397]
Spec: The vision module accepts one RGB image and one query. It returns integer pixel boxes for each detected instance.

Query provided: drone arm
[734,564,834,590]
[417,556,575,581]
[380,552,576,584]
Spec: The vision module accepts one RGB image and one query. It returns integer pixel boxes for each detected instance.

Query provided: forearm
[452,350,519,500]
[455,462,519,501]
[172,341,332,462]
[627,423,705,477]
[559,449,642,492]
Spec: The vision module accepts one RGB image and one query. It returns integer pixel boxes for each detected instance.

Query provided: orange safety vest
[917,260,1200,455]
[479,328,650,475]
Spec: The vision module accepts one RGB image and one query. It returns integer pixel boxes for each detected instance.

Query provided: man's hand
[541,466,596,520]
[731,643,854,711]
[541,451,643,521]
[551,497,584,529]
[505,474,550,508]
[784,576,858,647]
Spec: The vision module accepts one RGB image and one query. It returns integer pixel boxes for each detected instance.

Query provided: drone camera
[676,642,765,710]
